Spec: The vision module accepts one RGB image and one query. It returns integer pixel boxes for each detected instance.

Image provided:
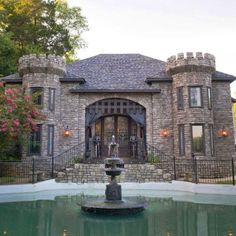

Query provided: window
[29,124,42,155]
[177,87,184,110]
[49,88,55,111]
[47,125,54,156]
[191,125,204,154]
[189,86,202,107]
[31,87,43,107]
[178,125,185,156]
[207,87,212,109]
[209,124,214,156]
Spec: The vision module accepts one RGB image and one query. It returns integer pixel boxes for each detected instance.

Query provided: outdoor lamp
[160,128,170,138]
[217,126,229,137]
[64,126,71,137]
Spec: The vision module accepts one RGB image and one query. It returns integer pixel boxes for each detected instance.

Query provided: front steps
[55,163,172,183]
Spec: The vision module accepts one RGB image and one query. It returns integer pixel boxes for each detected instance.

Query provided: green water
[0,195,236,236]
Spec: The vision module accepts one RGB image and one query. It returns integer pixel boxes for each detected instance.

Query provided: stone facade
[1,52,236,162]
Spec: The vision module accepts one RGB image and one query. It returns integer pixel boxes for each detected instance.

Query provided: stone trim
[167,65,215,76]
[19,66,65,77]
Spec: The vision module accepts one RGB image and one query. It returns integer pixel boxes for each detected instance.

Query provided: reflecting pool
[0,195,236,236]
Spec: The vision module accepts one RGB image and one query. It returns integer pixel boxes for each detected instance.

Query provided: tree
[0,0,88,76]
[0,82,45,159]
[0,33,19,77]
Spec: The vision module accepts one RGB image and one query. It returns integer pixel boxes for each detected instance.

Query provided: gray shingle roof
[1,54,235,86]
[0,73,21,83]
[213,71,236,81]
[66,54,167,89]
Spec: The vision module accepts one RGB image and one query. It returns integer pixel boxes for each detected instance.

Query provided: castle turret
[19,54,66,157]
[166,52,216,158]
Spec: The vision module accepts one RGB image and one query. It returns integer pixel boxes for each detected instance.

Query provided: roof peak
[69,53,166,66]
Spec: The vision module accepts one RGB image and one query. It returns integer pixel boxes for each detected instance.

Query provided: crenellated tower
[19,54,66,157]
[166,52,216,158]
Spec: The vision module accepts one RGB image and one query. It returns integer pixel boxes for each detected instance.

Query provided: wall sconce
[63,126,71,137]
[217,127,229,137]
[160,128,170,138]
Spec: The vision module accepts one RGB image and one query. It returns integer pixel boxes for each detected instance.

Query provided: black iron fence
[0,142,85,185]
[53,142,85,172]
[0,141,236,185]
[173,156,236,185]
[146,144,173,163]
[0,157,52,185]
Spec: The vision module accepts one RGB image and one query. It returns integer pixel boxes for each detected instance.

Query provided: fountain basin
[81,199,145,215]
[105,168,123,176]
[104,157,124,169]
[81,144,145,215]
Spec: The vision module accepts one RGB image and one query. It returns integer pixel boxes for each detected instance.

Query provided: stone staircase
[56,163,172,183]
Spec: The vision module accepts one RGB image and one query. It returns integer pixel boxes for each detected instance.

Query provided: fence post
[192,153,198,184]
[232,158,235,186]
[173,156,176,180]
[32,157,35,184]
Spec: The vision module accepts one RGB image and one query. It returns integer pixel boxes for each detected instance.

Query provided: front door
[103,116,129,157]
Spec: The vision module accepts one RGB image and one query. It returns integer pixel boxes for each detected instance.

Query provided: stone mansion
[2,52,236,161]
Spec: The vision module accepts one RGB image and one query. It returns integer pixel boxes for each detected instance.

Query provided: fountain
[81,135,145,215]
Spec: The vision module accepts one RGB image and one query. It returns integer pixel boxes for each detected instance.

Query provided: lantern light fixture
[64,126,71,137]
[217,126,229,137]
[160,128,170,138]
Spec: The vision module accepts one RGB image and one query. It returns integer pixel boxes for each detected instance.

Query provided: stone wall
[58,87,174,157]
[151,83,174,156]
[212,82,236,159]
[56,163,172,183]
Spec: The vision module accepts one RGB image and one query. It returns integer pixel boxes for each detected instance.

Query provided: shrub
[0,82,45,159]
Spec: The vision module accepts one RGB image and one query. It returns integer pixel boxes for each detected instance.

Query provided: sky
[68,0,236,94]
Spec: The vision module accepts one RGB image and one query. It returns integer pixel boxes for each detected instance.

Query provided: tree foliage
[0,33,20,77]
[0,0,88,76]
[0,82,45,159]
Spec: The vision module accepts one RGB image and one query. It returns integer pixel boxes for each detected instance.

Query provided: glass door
[117,116,129,156]
[102,116,129,157]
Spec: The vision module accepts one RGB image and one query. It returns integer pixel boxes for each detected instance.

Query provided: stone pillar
[166,52,215,158]
[18,54,66,157]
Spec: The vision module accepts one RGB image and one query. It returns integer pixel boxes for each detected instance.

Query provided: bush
[0,82,45,159]
[147,153,160,164]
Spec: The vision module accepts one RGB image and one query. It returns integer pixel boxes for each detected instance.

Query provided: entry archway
[85,98,146,158]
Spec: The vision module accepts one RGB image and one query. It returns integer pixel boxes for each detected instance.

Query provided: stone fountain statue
[105,135,124,201]
[108,134,119,157]
[81,134,145,214]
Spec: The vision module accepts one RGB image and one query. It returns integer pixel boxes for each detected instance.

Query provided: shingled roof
[1,54,235,87]
[66,54,167,90]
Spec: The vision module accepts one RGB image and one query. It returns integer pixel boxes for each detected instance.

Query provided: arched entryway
[85,98,146,159]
